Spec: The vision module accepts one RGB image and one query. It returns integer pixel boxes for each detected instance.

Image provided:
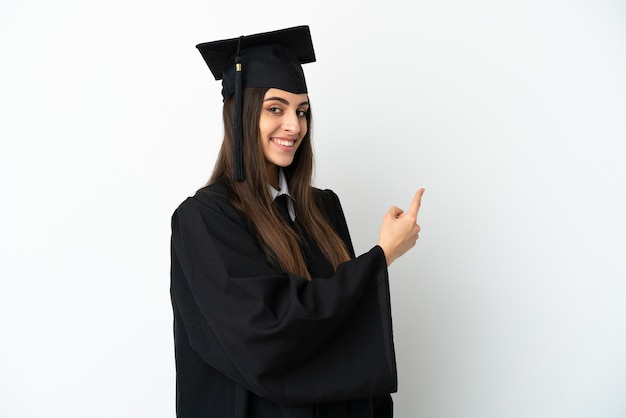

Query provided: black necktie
[275,194,293,225]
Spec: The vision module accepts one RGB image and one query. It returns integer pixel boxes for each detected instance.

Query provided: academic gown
[170,179,397,418]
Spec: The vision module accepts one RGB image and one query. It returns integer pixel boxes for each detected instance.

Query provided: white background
[1,0,625,417]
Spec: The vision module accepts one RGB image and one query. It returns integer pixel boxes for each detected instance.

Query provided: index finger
[407,188,425,218]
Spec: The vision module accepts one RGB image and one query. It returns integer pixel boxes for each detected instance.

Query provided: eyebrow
[263,97,309,107]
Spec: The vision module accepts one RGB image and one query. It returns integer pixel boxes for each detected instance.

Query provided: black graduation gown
[170,179,397,417]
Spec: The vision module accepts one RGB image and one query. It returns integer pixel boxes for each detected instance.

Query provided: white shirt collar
[269,169,296,221]
[269,169,291,200]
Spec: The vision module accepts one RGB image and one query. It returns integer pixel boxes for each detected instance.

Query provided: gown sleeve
[170,186,397,407]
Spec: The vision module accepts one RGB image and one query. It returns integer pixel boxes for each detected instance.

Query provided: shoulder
[312,187,346,224]
[173,179,241,224]
[194,179,230,207]
[312,187,341,208]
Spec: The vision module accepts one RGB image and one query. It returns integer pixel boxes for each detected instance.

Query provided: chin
[275,159,295,168]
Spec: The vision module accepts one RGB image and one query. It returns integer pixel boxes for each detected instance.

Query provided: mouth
[271,137,296,147]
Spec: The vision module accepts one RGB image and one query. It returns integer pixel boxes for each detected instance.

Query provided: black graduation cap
[196,26,316,181]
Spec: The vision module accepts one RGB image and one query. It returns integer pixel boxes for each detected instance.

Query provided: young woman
[170,26,425,418]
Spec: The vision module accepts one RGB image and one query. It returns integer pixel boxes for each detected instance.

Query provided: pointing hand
[377,188,425,266]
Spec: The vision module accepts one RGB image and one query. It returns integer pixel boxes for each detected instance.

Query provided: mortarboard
[196,26,316,181]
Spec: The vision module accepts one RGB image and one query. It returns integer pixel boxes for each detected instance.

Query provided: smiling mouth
[271,138,295,147]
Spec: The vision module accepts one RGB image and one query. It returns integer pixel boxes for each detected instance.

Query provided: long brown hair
[208,87,350,279]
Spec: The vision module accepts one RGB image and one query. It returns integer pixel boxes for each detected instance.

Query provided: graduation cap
[197,26,316,181]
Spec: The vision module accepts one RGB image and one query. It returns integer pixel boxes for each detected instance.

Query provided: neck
[266,163,279,190]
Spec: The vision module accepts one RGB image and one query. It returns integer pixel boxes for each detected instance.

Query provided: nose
[283,111,301,135]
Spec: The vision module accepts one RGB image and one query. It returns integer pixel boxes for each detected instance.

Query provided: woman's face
[259,88,309,180]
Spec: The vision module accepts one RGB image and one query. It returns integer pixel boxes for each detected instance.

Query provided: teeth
[273,138,294,147]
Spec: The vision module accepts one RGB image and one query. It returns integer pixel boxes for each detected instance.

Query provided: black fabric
[196,26,315,100]
[170,179,397,417]
[274,194,293,225]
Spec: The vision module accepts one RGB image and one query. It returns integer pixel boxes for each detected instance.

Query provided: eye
[296,109,308,118]
[267,106,282,114]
